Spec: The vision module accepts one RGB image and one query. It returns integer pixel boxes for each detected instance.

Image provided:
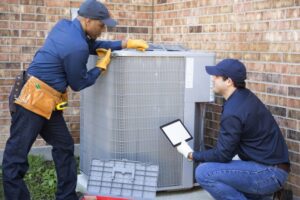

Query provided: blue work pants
[195,160,288,200]
[2,105,78,200]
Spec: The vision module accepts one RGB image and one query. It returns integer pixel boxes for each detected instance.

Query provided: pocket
[15,77,56,119]
[255,174,282,195]
[31,90,56,115]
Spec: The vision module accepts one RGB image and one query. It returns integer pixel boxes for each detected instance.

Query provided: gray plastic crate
[87,159,159,200]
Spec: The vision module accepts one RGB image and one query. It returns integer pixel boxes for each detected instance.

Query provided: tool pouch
[9,71,28,115]
[15,76,66,120]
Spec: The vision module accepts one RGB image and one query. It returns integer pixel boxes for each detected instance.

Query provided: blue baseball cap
[205,59,247,82]
[78,0,117,27]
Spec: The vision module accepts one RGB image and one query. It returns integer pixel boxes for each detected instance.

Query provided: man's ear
[227,78,234,86]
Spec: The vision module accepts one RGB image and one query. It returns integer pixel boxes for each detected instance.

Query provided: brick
[21,5,36,13]
[253,1,272,10]
[0,13,20,20]
[0,30,19,37]
[189,26,202,33]
[70,1,81,8]
[286,139,300,152]
[45,0,70,7]
[273,0,295,8]
[289,174,300,187]
[20,0,38,5]
[288,87,300,97]
[287,130,300,141]
[0,54,10,61]
[290,151,300,163]
[0,4,10,13]
[263,10,285,20]
[260,53,282,62]
[107,27,128,33]
[286,8,299,18]
[0,63,20,69]
[10,54,34,63]
[0,46,21,54]
[21,14,36,21]
[36,0,44,6]
[243,53,260,61]
[266,105,286,117]
[128,27,149,34]
[47,7,63,15]
[288,110,300,120]
[47,15,65,22]
[10,21,35,29]
[36,6,47,14]
[21,30,36,37]
[22,46,38,54]
[12,38,36,46]
[36,22,50,30]
[286,98,300,109]
[277,117,298,130]
[266,84,288,96]
[284,54,300,63]
[281,75,299,85]
[0,21,9,29]
[157,0,167,4]
[36,38,45,46]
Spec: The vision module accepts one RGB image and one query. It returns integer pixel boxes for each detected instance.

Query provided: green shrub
[0,156,56,200]
[25,155,57,200]
[2,155,79,200]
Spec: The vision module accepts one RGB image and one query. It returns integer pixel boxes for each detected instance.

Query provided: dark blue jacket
[27,18,122,93]
[193,88,290,165]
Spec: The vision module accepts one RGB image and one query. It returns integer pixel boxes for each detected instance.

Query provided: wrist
[187,152,193,160]
[122,39,128,48]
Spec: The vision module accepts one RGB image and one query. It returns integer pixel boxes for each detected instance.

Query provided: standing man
[176,59,290,200]
[2,0,148,199]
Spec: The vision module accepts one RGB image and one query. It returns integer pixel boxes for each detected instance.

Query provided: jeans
[2,105,78,200]
[195,160,288,200]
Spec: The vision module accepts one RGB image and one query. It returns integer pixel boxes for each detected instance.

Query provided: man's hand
[176,141,194,161]
[96,48,111,71]
[126,39,149,51]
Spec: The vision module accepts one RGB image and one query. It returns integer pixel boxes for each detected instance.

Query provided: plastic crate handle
[112,166,135,181]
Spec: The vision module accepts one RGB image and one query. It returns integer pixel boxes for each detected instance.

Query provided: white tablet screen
[160,119,192,147]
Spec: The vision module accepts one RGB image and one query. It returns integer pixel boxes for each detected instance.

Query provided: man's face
[85,19,106,40]
[212,75,230,95]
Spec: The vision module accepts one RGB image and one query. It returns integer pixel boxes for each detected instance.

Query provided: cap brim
[101,18,117,27]
[205,66,223,76]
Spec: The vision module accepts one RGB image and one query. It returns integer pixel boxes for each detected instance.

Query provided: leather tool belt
[14,76,67,119]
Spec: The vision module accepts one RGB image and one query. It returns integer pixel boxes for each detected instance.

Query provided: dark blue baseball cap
[78,0,117,27]
[205,59,247,82]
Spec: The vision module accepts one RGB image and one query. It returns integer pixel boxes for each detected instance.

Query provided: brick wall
[1,0,300,197]
[153,0,300,197]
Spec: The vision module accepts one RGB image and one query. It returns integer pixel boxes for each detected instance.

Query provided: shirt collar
[226,88,238,102]
[73,18,88,40]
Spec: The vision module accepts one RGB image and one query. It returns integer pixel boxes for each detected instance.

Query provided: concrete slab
[156,187,213,200]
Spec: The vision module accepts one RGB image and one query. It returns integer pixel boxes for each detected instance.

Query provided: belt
[274,163,290,173]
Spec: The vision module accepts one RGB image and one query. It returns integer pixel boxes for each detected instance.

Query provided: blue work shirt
[193,88,290,165]
[27,18,122,93]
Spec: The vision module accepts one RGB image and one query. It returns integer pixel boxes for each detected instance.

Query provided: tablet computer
[160,119,193,147]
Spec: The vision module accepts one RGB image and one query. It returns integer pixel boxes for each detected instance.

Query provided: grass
[1,155,79,200]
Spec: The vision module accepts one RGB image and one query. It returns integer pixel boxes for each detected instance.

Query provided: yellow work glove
[96,48,111,71]
[126,39,149,51]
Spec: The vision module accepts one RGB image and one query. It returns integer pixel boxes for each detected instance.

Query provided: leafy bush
[25,155,57,200]
[0,156,56,199]
[1,155,79,200]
